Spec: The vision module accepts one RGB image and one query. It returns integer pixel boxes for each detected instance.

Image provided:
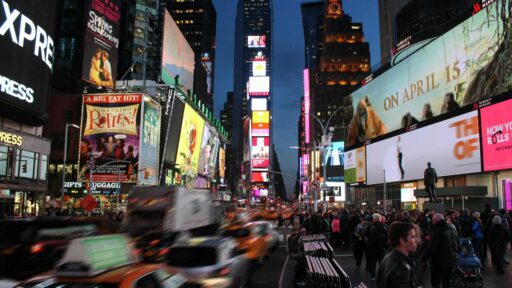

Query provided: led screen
[325,141,344,182]
[252,171,269,182]
[252,60,266,76]
[344,1,510,146]
[162,10,195,91]
[251,98,267,111]
[248,35,266,48]
[176,104,205,178]
[219,147,225,179]
[480,98,512,171]
[138,97,161,185]
[252,137,270,169]
[249,77,270,96]
[367,110,481,185]
[344,147,366,184]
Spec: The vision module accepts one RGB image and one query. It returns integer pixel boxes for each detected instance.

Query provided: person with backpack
[332,215,341,247]
[366,213,389,280]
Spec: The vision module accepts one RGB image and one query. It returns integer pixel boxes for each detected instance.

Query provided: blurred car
[165,236,249,288]
[221,223,269,264]
[15,234,200,288]
[133,230,172,263]
[250,221,279,252]
[0,216,117,280]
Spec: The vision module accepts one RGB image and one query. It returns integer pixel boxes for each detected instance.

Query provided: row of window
[0,145,48,181]
[176,19,195,24]
[172,9,204,13]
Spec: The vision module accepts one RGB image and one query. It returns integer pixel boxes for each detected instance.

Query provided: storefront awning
[414,186,487,198]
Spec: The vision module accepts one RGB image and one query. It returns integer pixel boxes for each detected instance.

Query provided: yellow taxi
[16,234,199,288]
[221,223,269,264]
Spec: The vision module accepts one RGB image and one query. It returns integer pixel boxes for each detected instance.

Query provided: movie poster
[78,93,142,182]
[81,0,120,88]
[138,98,161,185]
[176,104,205,180]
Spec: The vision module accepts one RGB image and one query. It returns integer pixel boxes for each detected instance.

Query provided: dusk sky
[212,0,380,195]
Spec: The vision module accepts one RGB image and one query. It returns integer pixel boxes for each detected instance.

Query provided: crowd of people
[288,205,511,287]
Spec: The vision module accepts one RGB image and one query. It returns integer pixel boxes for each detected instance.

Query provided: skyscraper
[220,92,234,191]
[232,0,273,197]
[378,0,412,66]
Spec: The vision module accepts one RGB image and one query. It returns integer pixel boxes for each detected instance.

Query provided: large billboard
[0,0,59,124]
[366,110,481,185]
[162,10,195,91]
[480,98,512,172]
[252,171,269,183]
[252,111,269,136]
[325,141,344,182]
[138,98,161,185]
[197,124,219,177]
[344,147,366,184]
[81,0,120,89]
[219,147,226,180]
[79,94,142,182]
[252,137,270,170]
[251,98,267,111]
[249,76,270,96]
[248,35,266,48]
[160,91,185,166]
[344,1,511,147]
[176,104,205,178]
[252,60,266,76]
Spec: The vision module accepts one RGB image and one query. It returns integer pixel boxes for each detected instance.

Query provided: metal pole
[383,169,387,213]
[89,154,94,194]
[116,168,120,213]
[61,124,69,204]
[312,141,317,213]
[322,145,327,213]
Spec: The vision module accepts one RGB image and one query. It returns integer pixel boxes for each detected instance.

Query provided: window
[40,155,48,181]
[0,146,8,176]
[15,150,37,179]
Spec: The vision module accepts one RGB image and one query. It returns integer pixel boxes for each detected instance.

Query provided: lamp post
[306,107,343,212]
[61,123,80,205]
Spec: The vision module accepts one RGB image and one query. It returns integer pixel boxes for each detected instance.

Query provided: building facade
[220,92,234,192]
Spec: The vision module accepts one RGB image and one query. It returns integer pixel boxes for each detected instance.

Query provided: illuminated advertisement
[367,111,481,185]
[78,93,142,182]
[252,137,270,169]
[251,111,270,136]
[252,60,266,76]
[480,98,512,171]
[344,146,366,184]
[161,94,184,166]
[243,117,251,162]
[345,0,511,146]
[176,104,205,179]
[249,76,270,96]
[251,98,267,111]
[401,183,417,202]
[81,0,120,89]
[219,147,226,179]
[138,97,161,185]
[252,111,270,123]
[325,141,344,182]
[162,10,195,91]
[248,35,266,48]
[304,69,310,143]
[252,171,269,182]
[0,0,59,124]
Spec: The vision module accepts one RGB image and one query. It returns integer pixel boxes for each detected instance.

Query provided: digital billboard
[252,171,269,182]
[196,124,219,177]
[248,35,266,48]
[251,98,267,111]
[252,111,269,136]
[325,141,344,182]
[344,1,511,147]
[78,93,143,182]
[480,98,512,171]
[176,104,205,179]
[162,10,195,91]
[81,0,120,89]
[219,147,226,180]
[249,76,270,96]
[252,60,266,76]
[161,91,184,166]
[367,110,481,185]
[138,97,161,185]
[344,146,366,184]
[252,137,270,169]
[0,0,59,125]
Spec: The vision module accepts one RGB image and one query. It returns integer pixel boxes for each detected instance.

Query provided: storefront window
[40,155,48,181]
[15,150,38,180]
[0,145,7,176]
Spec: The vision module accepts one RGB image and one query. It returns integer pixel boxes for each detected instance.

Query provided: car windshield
[167,247,217,267]
[222,228,250,238]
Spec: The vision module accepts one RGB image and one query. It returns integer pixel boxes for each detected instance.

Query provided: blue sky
[212,0,380,195]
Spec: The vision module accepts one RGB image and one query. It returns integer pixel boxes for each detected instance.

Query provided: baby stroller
[452,238,484,288]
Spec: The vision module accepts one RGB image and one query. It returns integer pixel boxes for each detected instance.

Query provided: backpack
[370,223,388,250]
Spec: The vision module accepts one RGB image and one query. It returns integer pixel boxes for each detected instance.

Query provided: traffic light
[22,163,27,173]
[144,170,149,179]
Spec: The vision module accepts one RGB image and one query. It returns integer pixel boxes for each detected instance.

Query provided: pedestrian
[332,215,341,247]
[366,213,389,280]
[422,213,460,288]
[471,211,485,263]
[353,216,369,268]
[488,215,509,274]
[376,221,419,288]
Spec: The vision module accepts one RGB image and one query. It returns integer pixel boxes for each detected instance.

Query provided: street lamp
[61,123,80,204]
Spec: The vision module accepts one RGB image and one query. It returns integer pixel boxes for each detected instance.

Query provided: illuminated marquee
[0,130,23,146]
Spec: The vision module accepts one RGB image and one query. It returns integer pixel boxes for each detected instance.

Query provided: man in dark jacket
[366,213,388,280]
[377,221,418,288]
[423,162,438,202]
[422,213,460,288]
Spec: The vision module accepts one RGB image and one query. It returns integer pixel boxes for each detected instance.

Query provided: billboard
[325,141,344,182]
[252,111,269,136]
[176,104,205,178]
[252,171,269,182]
[480,98,512,171]
[0,0,59,124]
[219,147,226,179]
[344,1,511,146]
[252,137,270,169]
[249,76,270,96]
[79,93,142,182]
[367,110,481,185]
[248,35,266,48]
[161,92,185,165]
[162,10,195,91]
[344,146,366,184]
[252,60,266,76]
[251,98,267,111]
[197,124,219,177]
[138,97,161,185]
[81,0,120,89]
